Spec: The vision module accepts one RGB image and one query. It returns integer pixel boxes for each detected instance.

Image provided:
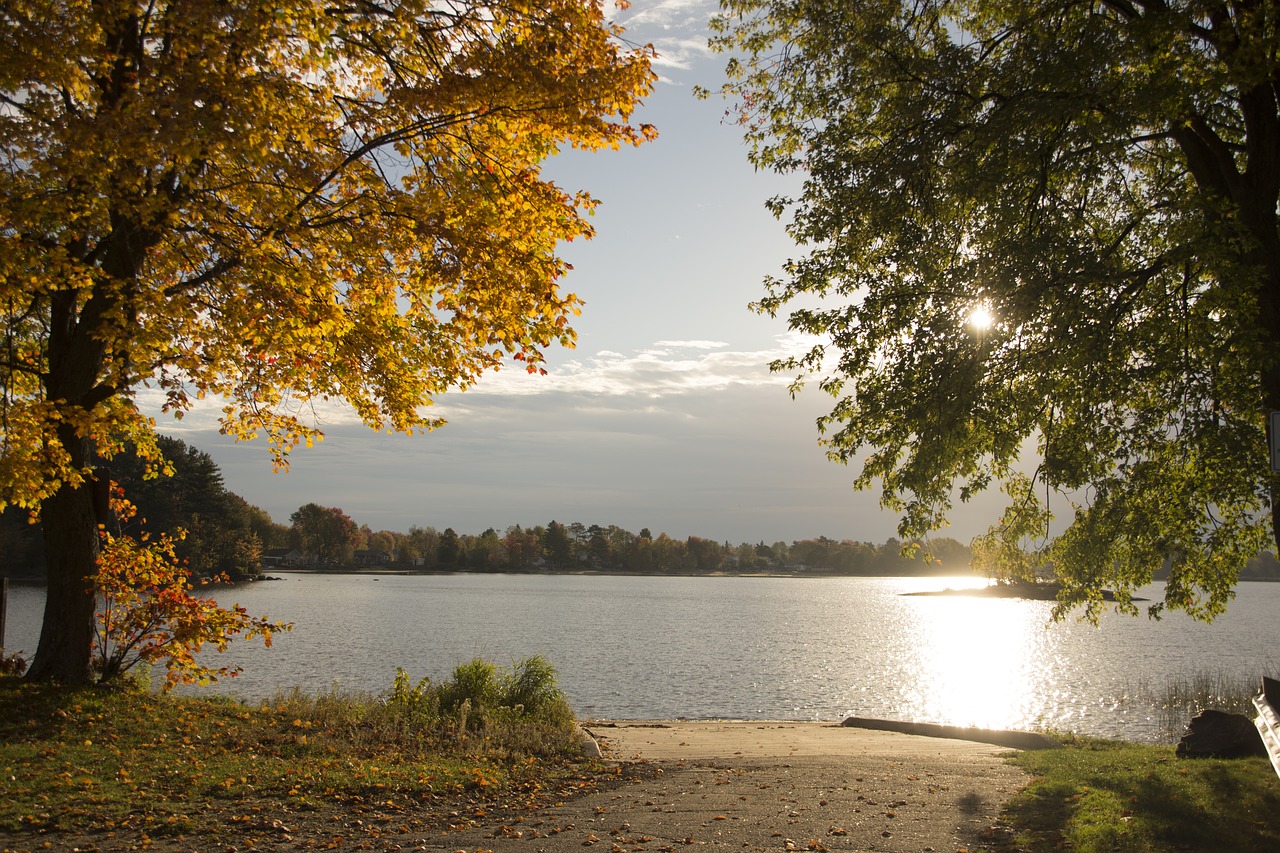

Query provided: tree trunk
[25,431,102,684]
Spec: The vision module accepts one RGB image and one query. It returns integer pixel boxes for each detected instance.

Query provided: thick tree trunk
[25,431,102,684]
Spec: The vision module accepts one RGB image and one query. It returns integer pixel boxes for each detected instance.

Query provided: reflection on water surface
[5,573,1276,741]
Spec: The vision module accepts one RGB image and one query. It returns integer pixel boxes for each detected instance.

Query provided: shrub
[92,484,289,689]
[0,651,26,677]
[380,656,579,751]
[500,654,561,715]
[439,658,500,726]
[385,668,440,724]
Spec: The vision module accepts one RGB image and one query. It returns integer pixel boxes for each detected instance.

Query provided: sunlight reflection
[903,596,1056,731]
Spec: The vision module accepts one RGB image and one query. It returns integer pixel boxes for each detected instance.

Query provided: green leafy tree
[0,435,274,579]
[290,504,362,566]
[242,498,289,552]
[437,527,461,566]
[542,520,573,567]
[3,0,654,682]
[710,0,1280,619]
[109,435,267,579]
[468,528,507,570]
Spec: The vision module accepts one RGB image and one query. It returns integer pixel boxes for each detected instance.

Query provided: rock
[1175,709,1268,759]
[577,726,603,758]
[840,717,1061,750]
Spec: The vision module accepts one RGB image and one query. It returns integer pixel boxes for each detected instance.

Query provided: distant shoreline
[256,566,973,581]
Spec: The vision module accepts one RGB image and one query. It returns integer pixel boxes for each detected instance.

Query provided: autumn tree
[685,535,724,573]
[404,526,442,569]
[93,486,284,688]
[290,504,362,566]
[711,0,1280,619]
[2,0,654,681]
[364,529,397,561]
[503,524,540,569]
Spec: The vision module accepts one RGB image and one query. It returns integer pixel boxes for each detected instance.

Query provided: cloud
[135,333,820,433]
[649,36,715,72]
[619,0,715,31]
[131,329,1005,544]
[651,339,727,349]
[612,1,718,79]
[449,334,811,401]
[189,371,905,544]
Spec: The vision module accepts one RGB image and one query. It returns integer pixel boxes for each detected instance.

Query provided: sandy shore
[426,720,1032,852]
[582,718,1054,760]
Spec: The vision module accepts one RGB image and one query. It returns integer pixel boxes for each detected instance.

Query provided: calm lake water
[5,573,1278,742]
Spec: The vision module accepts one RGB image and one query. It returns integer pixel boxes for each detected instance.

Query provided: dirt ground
[428,721,1030,853]
[6,721,1031,853]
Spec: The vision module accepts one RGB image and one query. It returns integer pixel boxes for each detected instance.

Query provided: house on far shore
[263,548,304,568]
[354,549,391,567]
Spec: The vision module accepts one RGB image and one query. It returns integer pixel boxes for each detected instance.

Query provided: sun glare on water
[902,593,1056,731]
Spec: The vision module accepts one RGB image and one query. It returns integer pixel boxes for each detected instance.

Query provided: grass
[0,658,631,851]
[1001,732,1280,852]
[6,662,1280,853]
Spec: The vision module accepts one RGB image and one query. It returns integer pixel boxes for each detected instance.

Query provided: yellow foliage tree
[0,0,655,682]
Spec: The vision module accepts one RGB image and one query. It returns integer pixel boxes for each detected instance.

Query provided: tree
[397,526,437,568]
[542,520,573,567]
[437,527,461,566]
[290,504,362,566]
[109,435,268,579]
[366,529,397,561]
[3,0,654,681]
[0,434,275,579]
[710,0,1280,619]
[685,536,725,572]
[93,485,284,689]
[242,498,289,552]
[468,527,507,570]
[502,524,538,570]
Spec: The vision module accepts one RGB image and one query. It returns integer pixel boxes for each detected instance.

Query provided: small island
[903,580,1136,602]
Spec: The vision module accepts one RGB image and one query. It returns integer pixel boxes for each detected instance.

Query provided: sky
[148,0,1003,546]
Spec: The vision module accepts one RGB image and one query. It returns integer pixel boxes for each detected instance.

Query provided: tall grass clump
[384,655,578,753]
[1114,669,1276,742]
[259,656,583,759]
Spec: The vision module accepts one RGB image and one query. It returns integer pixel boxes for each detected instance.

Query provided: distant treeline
[0,436,971,579]
[5,435,1280,581]
[343,522,975,576]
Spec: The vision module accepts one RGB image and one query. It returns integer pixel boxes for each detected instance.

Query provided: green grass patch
[0,658,618,850]
[1004,733,1280,852]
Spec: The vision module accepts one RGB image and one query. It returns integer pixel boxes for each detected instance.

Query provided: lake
[4,573,1278,742]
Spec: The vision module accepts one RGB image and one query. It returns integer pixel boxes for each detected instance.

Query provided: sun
[968,303,995,331]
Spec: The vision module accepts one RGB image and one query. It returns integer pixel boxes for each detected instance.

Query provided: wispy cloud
[618,0,715,31]
[652,339,727,349]
[614,0,718,79]
[136,333,821,433]
[459,334,812,399]
[649,36,715,72]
